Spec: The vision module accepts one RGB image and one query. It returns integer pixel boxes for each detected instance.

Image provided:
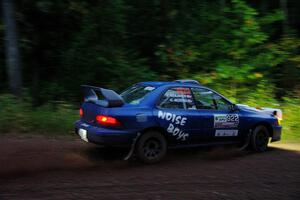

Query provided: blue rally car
[75,80,282,163]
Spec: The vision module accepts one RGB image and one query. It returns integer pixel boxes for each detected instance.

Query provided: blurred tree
[16,0,88,104]
[2,0,22,98]
[62,0,156,100]
[0,20,5,89]
[220,0,226,9]
[154,0,299,101]
[0,0,299,104]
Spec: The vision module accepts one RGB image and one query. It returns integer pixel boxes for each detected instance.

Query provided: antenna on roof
[174,80,200,85]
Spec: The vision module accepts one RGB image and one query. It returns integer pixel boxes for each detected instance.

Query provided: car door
[153,87,200,145]
[191,88,241,143]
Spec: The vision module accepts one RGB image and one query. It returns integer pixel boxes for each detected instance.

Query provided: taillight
[96,115,121,126]
[79,108,83,117]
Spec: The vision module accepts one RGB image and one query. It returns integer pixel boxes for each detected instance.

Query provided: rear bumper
[75,120,138,147]
[271,125,282,142]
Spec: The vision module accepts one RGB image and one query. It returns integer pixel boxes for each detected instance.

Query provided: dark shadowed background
[0,0,299,140]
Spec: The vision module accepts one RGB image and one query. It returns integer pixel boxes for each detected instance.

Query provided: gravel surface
[0,136,300,200]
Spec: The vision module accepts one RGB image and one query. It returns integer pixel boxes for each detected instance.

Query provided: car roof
[139,80,203,88]
[139,81,173,87]
[137,80,234,105]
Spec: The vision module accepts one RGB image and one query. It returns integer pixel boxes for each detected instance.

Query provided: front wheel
[251,125,269,152]
[136,131,167,164]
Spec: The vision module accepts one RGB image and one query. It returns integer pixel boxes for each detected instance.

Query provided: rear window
[120,85,156,105]
[158,87,196,109]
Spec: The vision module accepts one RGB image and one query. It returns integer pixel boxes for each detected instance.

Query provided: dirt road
[0,136,300,200]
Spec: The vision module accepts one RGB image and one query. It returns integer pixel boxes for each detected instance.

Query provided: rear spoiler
[81,85,124,107]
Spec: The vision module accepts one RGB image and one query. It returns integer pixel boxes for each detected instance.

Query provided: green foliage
[155,0,299,99]
[0,21,5,90]
[0,92,299,141]
[281,97,300,141]
[2,0,296,101]
[0,94,77,135]
[0,94,29,133]
[62,0,156,95]
[0,0,300,140]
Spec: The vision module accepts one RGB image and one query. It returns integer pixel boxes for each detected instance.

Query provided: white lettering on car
[158,110,165,119]
[158,110,187,125]
[166,113,172,121]
[180,117,187,126]
[158,111,189,141]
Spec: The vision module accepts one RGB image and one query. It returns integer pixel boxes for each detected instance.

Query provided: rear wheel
[136,131,167,164]
[251,125,269,152]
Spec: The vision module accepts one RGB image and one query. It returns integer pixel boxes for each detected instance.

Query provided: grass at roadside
[281,97,300,142]
[0,94,299,142]
[281,129,300,142]
[0,94,78,136]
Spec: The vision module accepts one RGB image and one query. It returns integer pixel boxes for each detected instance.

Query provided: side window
[213,94,232,111]
[159,87,196,109]
[191,88,232,110]
[191,88,216,109]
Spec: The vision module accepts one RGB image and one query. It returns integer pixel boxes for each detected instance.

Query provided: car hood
[237,104,282,119]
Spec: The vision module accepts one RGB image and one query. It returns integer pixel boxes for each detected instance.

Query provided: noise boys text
[158,110,189,141]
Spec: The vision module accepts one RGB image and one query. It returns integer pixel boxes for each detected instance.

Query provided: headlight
[273,110,282,126]
[277,117,282,125]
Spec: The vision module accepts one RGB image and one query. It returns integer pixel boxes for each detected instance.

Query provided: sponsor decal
[169,97,193,103]
[158,110,189,141]
[165,93,192,99]
[176,88,191,95]
[214,114,239,128]
[162,87,194,104]
[215,129,238,137]
[136,114,148,122]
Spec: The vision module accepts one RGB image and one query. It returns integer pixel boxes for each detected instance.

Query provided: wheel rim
[256,130,268,149]
[142,138,162,159]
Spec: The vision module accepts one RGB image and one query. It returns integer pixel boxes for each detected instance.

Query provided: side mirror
[230,104,238,112]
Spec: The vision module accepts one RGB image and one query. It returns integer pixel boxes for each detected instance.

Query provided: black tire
[251,125,269,152]
[136,131,167,164]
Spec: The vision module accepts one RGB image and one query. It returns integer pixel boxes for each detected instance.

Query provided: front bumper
[75,120,138,147]
[271,125,282,142]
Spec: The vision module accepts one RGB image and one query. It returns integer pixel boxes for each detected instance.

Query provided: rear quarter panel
[108,106,160,132]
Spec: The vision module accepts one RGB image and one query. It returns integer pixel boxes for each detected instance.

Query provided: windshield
[120,85,156,105]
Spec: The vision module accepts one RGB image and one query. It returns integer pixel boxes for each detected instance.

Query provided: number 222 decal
[214,114,239,128]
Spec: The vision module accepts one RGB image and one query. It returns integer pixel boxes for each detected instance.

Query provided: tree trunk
[259,0,268,14]
[219,0,226,13]
[2,0,22,97]
[220,0,226,9]
[160,0,168,39]
[280,0,289,35]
